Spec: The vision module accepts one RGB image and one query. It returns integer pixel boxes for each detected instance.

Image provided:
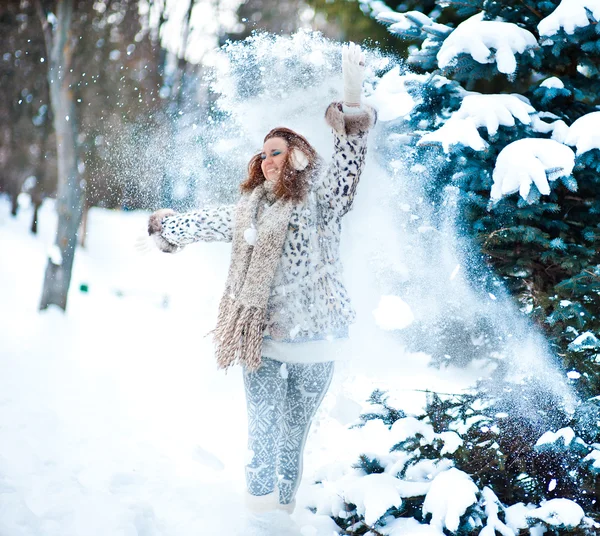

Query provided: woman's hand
[144,208,180,253]
[342,42,365,108]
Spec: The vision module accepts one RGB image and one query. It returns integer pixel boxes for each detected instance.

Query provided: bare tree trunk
[9,179,19,216]
[8,131,20,217]
[78,202,89,247]
[37,0,84,311]
[30,115,51,234]
[31,199,41,234]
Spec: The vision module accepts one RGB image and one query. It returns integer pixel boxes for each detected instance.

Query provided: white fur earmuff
[290,148,309,171]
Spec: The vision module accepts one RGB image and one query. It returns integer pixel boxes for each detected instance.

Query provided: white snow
[378,9,432,31]
[438,431,463,455]
[490,138,575,201]
[540,77,564,89]
[48,244,63,265]
[372,295,415,330]
[380,516,445,535]
[480,487,514,536]
[583,449,600,469]
[369,3,399,22]
[385,11,451,39]
[568,331,600,351]
[419,93,535,153]
[308,468,413,524]
[538,0,600,36]
[564,111,600,155]
[422,468,479,532]
[390,417,435,445]
[505,502,534,532]
[344,473,403,526]
[388,17,413,33]
[46,11,58,26]
[528,498,585,528]
[404,459,453,483]
[357,419,402,454]
[394,480,433,498]
[418,117,488,153]
[437,13,537,75]
[536,427,575,447]
[452,94,535,136]
[364,66,416,122]
[531,115,570,143]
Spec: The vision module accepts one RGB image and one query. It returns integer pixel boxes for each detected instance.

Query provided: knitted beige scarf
[214,181,294,371]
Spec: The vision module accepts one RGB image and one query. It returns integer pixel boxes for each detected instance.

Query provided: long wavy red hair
[240,127,320,202]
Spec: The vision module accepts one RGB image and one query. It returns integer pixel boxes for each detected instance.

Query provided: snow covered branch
[564,111,600,155]
[452,94,535,136]
[437,13,538,75]
[491,139,575,202]
[538,0,600,36]
[418,93,535,153]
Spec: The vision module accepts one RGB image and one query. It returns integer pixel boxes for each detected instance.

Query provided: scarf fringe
[215,298,266,371]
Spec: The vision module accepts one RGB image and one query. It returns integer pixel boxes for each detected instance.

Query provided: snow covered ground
[0,194,480,535]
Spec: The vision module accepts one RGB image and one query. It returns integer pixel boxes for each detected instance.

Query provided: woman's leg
[243,357,287,498]
[277,361,335,506]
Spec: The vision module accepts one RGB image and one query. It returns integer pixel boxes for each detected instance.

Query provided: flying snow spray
[156,32,578,419]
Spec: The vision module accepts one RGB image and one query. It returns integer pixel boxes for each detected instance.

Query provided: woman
[147,43,376,528]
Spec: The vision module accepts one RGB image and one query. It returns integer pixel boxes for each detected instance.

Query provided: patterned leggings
[243,357,335,505]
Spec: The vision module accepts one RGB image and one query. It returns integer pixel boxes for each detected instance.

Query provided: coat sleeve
[313,102,377,220]
[148,205,235,252]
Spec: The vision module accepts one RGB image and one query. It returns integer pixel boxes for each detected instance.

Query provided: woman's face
[261,137,288,182]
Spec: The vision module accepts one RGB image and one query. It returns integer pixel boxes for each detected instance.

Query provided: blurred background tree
[0,0,55,230]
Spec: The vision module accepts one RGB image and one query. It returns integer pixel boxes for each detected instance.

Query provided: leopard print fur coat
[154,102,377,344]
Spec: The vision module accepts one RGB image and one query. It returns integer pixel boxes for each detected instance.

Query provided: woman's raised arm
[315,103,376,219]
[148,205,235,253]
[314,43,376,220]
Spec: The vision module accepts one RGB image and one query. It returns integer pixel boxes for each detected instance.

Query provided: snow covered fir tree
[306,0,600,534]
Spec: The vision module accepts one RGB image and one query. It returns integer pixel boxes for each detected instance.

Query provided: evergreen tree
[361,0,600,397]
[309,385,599,534]
[310,0,600,533]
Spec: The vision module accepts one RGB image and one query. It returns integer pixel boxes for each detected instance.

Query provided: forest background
[1,0,396,309]
[0,0,392,221]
